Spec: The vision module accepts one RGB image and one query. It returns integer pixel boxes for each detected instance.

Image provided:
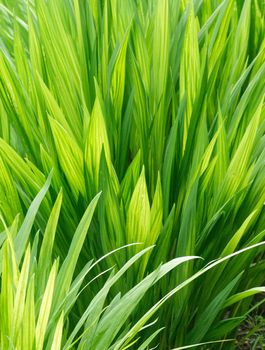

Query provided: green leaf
[14,172,52,264]
[50,312,64,350]
[126,168,150,249]
[36,260,58,350]
[52,193,101,309]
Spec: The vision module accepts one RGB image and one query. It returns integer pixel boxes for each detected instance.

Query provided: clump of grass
[0,176,199,349]
[1,176,260,349]
[236,295,265,350]
[237,315,265,350]
[0,0,265,348]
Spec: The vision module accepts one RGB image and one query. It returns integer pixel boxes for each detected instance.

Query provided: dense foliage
[0,0,265,348]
